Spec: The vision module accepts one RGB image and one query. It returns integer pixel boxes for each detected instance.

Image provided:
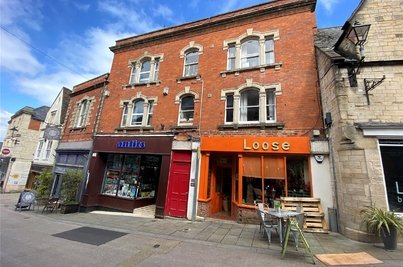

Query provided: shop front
[198,136,311,222]
[82,135,173,218]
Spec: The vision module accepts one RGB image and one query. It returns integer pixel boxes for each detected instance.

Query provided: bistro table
[265,209,301,246]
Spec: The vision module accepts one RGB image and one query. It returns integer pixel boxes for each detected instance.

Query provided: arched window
[139,60,151,83]
[184,50,199,77]
[240,39,259,68]
[240,89,259,122]
[179,95,195,124]
[76,99,88,127]
[131,100,144,126]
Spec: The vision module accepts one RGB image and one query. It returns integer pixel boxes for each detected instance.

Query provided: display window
[101,153,161,199]
[380,143,403,213]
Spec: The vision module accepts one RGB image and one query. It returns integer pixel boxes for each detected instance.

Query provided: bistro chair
[255,202,278,244]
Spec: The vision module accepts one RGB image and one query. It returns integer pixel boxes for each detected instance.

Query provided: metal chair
[255,202,278,244]
[42,197,60,213]
[290,206,304,250]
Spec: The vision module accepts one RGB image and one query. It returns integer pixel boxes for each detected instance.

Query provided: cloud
[0,0,43,31]
[318,0,340,15]
[0,27,44,75]
[0,110,13,141]
[73,2,90,11]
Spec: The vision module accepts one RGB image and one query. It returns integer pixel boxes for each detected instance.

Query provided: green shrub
[60,169,83,204]
[35,169,53,199]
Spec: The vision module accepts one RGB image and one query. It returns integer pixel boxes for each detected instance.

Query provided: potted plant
[34,168,53,204]
[361,206,403,250]
[59,169,83,214]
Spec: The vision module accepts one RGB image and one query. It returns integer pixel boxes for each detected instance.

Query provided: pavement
[1,193,403,266]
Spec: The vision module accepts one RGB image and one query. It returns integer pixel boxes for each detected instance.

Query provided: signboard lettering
[243,139,290,151]
[117,140,145,149]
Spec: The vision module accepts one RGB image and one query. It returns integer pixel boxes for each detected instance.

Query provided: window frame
[239,89,260,123]
[178,95,195,125]
[120,97,156,128]
[76,99,89,127]
[225,94,234,124]
[128,54,163,85]
[183,50,199,77]
[223,29,279,71]
[240,38,260,68]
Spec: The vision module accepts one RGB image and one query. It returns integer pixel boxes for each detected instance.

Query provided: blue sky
[0,0,360,140]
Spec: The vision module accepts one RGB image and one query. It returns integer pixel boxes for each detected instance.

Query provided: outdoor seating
[255,202,278,244]
[42,197,60,213]
[290,206,304,250]
[15,190,36,212]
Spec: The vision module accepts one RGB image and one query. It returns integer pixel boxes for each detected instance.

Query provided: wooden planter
[60,203,79,214]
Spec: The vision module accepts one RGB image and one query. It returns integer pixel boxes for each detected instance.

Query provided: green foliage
[361,206,403,236]
[60,169,83,204]
[35,169,53,199]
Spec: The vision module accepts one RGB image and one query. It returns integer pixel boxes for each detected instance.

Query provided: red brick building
[83,0,332,223]
[54,74,109,200]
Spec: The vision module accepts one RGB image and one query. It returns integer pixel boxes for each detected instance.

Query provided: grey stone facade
[315,0,403,241]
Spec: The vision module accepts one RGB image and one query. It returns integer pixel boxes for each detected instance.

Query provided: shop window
[241,155,285,206]
[380,144,403,213]
[286,156,310,197]
[101,154,161,199]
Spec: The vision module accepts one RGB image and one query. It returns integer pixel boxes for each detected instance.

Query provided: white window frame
[76,100,89,127]
[225,94,234,124]
[120,97,157,128]
[227,45,236,70]
[131,100,145,126]
[138,60,151,83]
[223,29,279,70]
[240,38,260,68]
[128,54,163,84]
[266,89,276,122]
[44,140,53,160]
[35,140,44,159]
[221,81,280,125]
[183,50,199,77]
[178,95,195,125]
[239,89,260,123]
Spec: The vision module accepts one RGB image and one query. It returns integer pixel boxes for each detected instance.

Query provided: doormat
[53,226,127,246]
[315,252,383,266]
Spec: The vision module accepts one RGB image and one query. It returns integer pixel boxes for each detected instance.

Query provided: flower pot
[381,226,398,250]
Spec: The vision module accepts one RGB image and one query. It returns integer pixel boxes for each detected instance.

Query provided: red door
[165,151,191,217]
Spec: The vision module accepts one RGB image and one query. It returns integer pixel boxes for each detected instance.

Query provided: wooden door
[165,151,191,217]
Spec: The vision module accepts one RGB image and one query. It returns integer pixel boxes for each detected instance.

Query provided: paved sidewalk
[2,193,402,265]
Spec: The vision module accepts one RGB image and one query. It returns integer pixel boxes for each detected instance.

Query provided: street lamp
[347,22,371,59]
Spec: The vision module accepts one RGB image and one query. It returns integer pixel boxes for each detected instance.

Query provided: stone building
[315,0,403,241]
[81,0,332,226]
[0,106,49,192]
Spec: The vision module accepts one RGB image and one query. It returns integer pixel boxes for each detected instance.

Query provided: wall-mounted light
[314,155,325,164]
[163,87,169,96]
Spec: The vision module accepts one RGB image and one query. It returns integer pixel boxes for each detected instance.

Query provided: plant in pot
[34,168,53,204]
[60,169,83,214]
[361,206,403,250]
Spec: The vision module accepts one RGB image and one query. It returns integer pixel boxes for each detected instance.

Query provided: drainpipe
[191,144,200,222]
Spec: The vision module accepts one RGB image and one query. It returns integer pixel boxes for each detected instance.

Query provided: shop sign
[397,181,402,204]
[117,140,145,149]
[243,139,290,151]
[1,148,11,155]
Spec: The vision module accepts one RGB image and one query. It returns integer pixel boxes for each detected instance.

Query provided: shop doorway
[210,166,232,218]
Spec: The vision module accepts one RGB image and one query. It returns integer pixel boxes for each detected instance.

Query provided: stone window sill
[123,81,160,89]
[218,122,284,130]
[220,62,282,77]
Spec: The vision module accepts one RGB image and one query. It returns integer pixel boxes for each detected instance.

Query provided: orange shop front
[197,136,311,223]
